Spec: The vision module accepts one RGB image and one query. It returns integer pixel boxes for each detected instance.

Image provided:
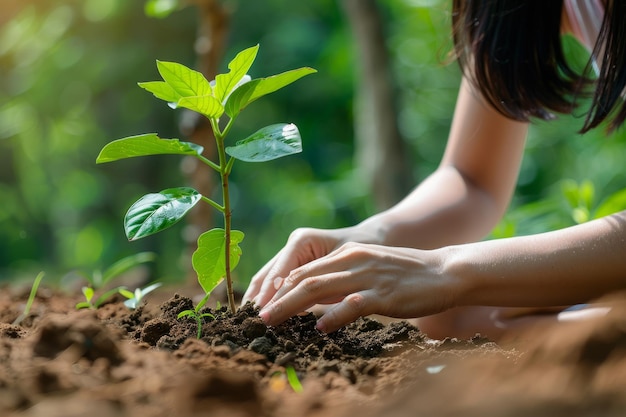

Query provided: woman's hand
[242,227,361,307]
[257,242,459,333]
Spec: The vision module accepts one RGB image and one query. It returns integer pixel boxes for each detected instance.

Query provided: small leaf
[192,228,244,294]
[97,133,203,163]
[178,95,224,119]
[214,45,259,102]
[118,288,135,299]
[177,310,196,319]
[225,67,317,118]
[226,123,302,162]
[124,187,202,240]
[156,61,212,98]
[82,286,94,302]
[144,0,180,18]
[138,81,180,103]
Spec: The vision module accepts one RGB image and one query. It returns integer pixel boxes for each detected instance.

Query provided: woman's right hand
[242,226,372,308]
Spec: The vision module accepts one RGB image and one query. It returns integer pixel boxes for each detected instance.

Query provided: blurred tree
[342,0,414,210]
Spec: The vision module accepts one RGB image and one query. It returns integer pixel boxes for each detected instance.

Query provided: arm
[450,211,626,308]
[358,78,529,249]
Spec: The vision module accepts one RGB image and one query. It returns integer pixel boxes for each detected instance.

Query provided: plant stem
[214,125,237,314]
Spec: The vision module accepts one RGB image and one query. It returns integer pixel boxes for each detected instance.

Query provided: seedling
[96,44,316,313]
[118,282,163,309]
[76,286,123,310]
[75,251,157,310]
[12,271,45,326]
[177,292,215,338]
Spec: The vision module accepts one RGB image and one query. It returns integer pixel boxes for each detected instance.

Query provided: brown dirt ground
[1,283,626,417]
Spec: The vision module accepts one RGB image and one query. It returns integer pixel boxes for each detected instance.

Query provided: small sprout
[286,366,303,393]
[269,366,303,393]
[76,286,123,310]
[12,271,45,326]
[75,252,157,310]
[119,282,163,309]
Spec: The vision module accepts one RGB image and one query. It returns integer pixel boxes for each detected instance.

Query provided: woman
[243,0,626,341]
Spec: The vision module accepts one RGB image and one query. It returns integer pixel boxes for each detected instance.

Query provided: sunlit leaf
[144,0,180,18]
[124,187,201,240]
[226,123,302,162]
[225,67,317,118]
[138,81,180,103]
[214,45,259,102]
[192,228,244,294]
[156,60,212,98]
[96,133,203,163]
[594,188,626,219]
[178,95,224,118]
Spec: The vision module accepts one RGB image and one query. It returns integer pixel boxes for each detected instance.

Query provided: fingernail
[315,320,327,333]
[259,309,270,324]
[273,277,284,291]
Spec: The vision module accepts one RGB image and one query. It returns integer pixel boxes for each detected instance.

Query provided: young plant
[177,292,216,339]
[12,271,45,326]
[96,44,316,313]
[118,282,163,309]
[75,251,156,310]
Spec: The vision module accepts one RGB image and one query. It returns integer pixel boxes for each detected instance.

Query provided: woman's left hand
[258,242,459,333]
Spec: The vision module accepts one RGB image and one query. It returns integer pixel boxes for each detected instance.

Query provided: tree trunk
[341,0,414,210]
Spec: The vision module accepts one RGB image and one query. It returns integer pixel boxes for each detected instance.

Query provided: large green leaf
[226,123,302,162]
[192,228,245,294]
[96,133,203,163]
[156,60,212,99]
[225,67,317,118]
[214,44,259,103]
[178,95,224,119]
[124,187,201,240]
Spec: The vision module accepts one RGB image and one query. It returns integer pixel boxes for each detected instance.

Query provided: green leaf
[192,228,244,294]
[101,251,156,285]
[81,286,94,302]
[214,45,259,103]
[178,95,224,119]
[138,81,180,103]
[156,60,212,99]
[178,310,196,319]
[144,0,180,18]
[594,188,626,219]
[118,288,135,299]
[97,133,203,163]
[124,187,202,240]
[226,123,302,162]
[225,67,317,118]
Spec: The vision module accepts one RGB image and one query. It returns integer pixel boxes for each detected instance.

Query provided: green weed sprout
[12,271,45,326]
[118,282,163,309]
[75,251,157,310]
[96,44,316,313]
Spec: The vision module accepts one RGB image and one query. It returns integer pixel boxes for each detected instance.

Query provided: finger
[315,291,374,333]
[259,270,360,326]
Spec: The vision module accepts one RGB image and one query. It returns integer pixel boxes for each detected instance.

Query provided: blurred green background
[1,0,625,291]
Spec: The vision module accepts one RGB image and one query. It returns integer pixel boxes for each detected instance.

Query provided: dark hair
[451,0,626,132]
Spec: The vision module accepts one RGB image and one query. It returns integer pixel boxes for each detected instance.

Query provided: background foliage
[2,0,625,290]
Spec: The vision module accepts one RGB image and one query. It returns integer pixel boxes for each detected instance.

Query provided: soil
[1,283,626,417]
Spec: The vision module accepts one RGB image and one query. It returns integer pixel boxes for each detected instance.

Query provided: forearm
[355,165,506,249]
[446,211,626,308]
